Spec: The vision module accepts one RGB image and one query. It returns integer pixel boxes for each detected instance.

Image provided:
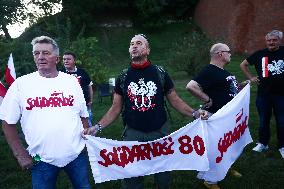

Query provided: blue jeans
[31,151,91,189]
[256,95,284,148]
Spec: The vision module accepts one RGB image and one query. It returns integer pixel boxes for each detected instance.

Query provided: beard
[130,54,146,62]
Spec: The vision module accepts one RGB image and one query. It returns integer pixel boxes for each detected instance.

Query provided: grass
[1,22,284,189]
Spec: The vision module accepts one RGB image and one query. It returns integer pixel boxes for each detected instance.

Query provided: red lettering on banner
[193,135,206,156]
[98,137,175,168]
[98,134,205,168]
[178,135,205,156]
[25,91,74,110]
[216,108,248,163]
[178,135,193,154]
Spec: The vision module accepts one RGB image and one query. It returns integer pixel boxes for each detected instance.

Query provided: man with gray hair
[0,36,91,188]
[240,30,284,158]
[186,43,244,189]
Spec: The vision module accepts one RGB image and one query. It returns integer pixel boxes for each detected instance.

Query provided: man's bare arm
[2,121,32,170]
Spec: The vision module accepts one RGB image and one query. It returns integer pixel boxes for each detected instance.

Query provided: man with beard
[82,34,209,189]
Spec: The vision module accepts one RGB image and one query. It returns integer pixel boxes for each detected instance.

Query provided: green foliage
[55,18,110,84]
[168,30,212,76]
[165,0,199,17]
[133,0,165,28]
[1,21,284,189]
[1,16,110,85]
[56,0,199,30]
[68,37,110,84]
[132,0,199,28]
[0,39,35,83]
[28,0,61,20]
[0,0,27,39]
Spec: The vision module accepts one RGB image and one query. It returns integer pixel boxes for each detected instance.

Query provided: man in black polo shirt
[82,34,209,189]
[240,30,284,158]
[63,51,94,126]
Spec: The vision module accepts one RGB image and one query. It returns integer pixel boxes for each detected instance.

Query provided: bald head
[209,43,231,67]
[210,43,229,57]
[131,34,149,48]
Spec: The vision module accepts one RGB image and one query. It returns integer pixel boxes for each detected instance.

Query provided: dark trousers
[256,95,284,148]
[121,121,171,189]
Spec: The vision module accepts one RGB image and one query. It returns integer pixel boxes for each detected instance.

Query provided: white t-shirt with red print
[0,71,88,167]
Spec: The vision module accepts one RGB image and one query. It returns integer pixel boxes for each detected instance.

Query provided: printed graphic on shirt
[26,91,74,110]
[127,78,157,112]
[226,76,238,97]
[267,59,284,76]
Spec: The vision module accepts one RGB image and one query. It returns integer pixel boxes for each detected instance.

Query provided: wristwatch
[192,110,198,119]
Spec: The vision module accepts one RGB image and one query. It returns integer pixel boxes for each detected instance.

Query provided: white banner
[86,84,252,183]
[86,119,209,183]
[197,84,253,182]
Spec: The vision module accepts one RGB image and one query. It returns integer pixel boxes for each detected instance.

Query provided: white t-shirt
[0,71,89,167]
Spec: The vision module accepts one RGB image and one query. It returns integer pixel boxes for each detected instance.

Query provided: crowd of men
[0,29,283,189]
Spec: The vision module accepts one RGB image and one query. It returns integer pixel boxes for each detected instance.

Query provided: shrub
[132,0,199,29]
[56,18,110,85]
[168,30,212,76]
[67,37,110,85]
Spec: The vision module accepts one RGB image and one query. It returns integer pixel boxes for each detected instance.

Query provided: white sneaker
[279,147,284,158]
[252,143,268,152]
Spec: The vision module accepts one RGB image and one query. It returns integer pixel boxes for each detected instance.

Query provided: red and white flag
[0,81,7,105]
[5,53,16,86]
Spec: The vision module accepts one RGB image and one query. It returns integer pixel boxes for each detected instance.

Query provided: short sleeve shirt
[0,72,88,167]
[115,65,174,132]
[193,64,239,113]
[63,68,92,104]
[246,46,284,96]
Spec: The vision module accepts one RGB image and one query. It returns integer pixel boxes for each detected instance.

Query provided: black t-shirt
[62,68,92,104]
[193,64,239,113]
[115,65,174,132]
[246,46,284,96]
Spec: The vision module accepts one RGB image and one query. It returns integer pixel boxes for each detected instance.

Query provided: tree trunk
[1,25,12,40]
[61,0,73,17]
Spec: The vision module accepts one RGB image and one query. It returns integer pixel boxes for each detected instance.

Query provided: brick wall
[194,0,284,54]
